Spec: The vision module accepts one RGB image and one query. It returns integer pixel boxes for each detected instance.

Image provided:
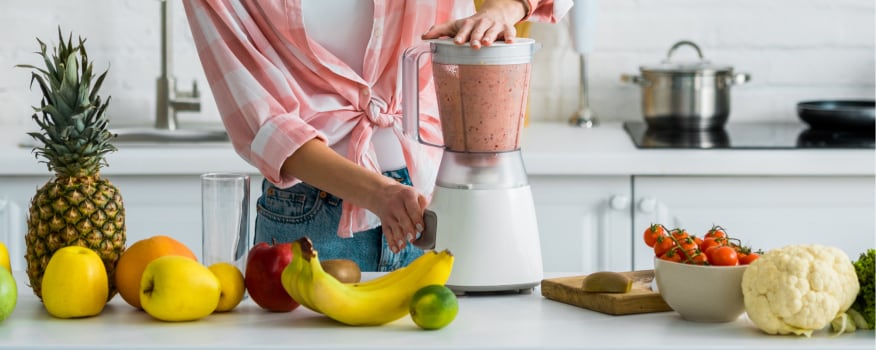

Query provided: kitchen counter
[1,122,873,176]
[1,271,872,349]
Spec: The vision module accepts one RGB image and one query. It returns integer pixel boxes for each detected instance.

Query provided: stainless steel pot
[622,41,751,130]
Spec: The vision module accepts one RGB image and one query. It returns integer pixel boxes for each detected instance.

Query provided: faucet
[155,0,200,131]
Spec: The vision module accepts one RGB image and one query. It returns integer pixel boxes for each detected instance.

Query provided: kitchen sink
[17,127,231,149]
[110,127,229,144]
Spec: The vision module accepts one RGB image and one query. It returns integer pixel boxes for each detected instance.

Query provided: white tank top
[302,0,407,171]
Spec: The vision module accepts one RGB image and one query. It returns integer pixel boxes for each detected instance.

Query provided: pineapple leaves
[18,28,115,177]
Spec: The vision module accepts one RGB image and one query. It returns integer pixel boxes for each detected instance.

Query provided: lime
[409,284,458,330]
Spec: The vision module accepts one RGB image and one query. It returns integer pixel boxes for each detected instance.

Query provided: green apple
[41,246,108,318]
[140,255,220,322]
[0,268,17,321]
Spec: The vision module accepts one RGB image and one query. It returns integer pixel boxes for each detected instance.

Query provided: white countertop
[1,122,873,177]
[1,271,872,349]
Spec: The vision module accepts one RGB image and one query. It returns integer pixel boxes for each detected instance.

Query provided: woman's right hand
[367,181,428,254]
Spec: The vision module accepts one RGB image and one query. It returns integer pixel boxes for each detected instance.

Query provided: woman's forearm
[280,138,394,210]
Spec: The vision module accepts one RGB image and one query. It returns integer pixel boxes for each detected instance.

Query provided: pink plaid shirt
[184,0,567,237]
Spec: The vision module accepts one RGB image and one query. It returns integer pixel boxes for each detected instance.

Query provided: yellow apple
[41,246,108,318]
[208,262,245,312]
[140,255,220,321]
[0,242,10,272]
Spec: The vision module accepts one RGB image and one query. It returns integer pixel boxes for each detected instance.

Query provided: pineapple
[19,29,125,300]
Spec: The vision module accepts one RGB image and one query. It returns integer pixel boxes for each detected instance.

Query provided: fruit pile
[19,232,458,330]
[643,224,761,266]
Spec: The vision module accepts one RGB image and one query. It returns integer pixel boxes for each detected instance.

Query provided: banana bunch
[281,237,454,326]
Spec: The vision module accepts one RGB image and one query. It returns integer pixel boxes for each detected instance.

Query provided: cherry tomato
[659,249,682,263]
[708,246,739,266]
[653,235,677,257]
[670,228,689,241]
[675,237,698,261]
[699,237,726,253]
[739,252,760,265]
[643,224,666,248]
[705,225,727,239]
[687,251,709,265]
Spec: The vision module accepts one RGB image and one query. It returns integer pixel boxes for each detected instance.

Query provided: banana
[349,247,446,291]
[281,237,454,326]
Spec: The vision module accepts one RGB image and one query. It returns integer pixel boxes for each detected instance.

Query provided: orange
[409,284,458,330]
[115,235,196,309]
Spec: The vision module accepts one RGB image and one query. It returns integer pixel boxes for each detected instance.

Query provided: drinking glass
[201,172,251,271]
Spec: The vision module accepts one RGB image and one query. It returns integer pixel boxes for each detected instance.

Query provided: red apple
[244,240,300,312]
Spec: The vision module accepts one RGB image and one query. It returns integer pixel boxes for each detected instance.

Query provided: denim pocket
[257,181,326,224]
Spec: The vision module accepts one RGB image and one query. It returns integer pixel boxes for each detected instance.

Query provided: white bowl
[654,258,748,322]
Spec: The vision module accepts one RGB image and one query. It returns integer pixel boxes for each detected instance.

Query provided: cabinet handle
[638,197,657,214]
[609,195,630,210]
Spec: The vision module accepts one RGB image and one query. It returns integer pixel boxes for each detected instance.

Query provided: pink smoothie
[432,63,531,152]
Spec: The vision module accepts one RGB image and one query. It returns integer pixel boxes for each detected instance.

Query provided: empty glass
[201,173,251,271]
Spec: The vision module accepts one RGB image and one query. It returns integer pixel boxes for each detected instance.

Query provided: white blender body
[429,155,543,292]
[402,39,544,293]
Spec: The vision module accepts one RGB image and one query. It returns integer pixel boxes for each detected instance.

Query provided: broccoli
[851,249,875,329]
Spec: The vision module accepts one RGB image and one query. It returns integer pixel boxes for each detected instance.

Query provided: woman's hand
[368,181,428,254]
[422,0,529,48]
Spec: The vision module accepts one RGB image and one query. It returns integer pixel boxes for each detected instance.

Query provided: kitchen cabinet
[529,175,632,273]
[4,174,873,275]
[631,176,876,270]
[529,174,875,273]
[0,174,262,269]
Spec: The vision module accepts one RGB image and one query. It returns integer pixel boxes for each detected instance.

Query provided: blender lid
[429,38,537,65]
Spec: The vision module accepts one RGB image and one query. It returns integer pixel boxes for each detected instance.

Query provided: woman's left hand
[422,0,528,48]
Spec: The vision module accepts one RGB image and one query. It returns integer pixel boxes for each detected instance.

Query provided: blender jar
[402,38,537,153]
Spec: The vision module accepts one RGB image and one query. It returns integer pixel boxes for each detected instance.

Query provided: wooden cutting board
[541,270,673,315]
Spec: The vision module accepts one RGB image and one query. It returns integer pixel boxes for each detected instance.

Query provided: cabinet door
[530,175,632,273]
[632,176,876,270]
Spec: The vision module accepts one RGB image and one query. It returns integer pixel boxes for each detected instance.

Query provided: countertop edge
[1,122,873,177]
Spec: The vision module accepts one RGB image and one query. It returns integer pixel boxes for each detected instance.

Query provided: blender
[402,39,543,294]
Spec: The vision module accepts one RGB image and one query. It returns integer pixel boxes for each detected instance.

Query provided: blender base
[446,283,537,296]
[430,184,544,294]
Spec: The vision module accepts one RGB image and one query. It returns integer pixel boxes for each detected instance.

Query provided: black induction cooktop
[623,122,876,149]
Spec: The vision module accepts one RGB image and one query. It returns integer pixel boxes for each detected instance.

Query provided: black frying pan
[797,100,875,131]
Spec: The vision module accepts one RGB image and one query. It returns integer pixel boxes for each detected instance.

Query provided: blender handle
[401,43,443,148]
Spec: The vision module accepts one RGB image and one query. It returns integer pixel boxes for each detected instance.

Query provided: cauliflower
[741,244,860,337]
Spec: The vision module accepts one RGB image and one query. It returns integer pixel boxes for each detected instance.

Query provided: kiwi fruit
[580,271,632,293]
[321,259,362,283]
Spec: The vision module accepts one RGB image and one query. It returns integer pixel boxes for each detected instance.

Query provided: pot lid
[640,40,733,74]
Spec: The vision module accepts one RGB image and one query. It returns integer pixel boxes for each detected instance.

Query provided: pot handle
[621,74,649,86]
[666,40,705,61]
[729,72,751,85]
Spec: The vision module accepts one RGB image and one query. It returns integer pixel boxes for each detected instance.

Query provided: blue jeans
[254,168,423,272]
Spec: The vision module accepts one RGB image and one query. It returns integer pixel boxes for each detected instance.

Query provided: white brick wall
[1,0,873,128]
[528,0,875,124]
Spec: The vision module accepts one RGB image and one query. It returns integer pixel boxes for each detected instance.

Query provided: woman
[183,0,571,271]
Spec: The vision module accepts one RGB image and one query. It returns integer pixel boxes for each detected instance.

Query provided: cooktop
[623,122,875,149]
